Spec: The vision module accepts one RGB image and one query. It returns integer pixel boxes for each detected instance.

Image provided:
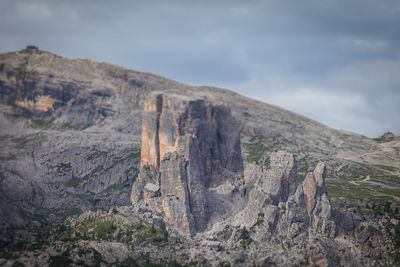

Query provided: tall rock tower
[131,92,244,236]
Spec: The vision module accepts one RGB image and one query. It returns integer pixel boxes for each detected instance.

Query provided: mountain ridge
[0,48,351,133]
[0,47,399,266]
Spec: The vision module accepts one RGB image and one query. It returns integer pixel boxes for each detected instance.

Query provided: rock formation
[260,151,298,204]
[233,151,335,242]
[130,92,337,242]
[131,92,244,236]
[131,93,337,239]
[301,162,335,235]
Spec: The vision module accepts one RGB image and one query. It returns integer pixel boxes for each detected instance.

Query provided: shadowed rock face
[131,92,244,236]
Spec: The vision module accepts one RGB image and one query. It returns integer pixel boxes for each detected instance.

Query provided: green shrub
[372,137,384,143]
[160,222,168,241]
[384,201,392,213]
[139,223,168,246]
[55,162,72,174]
[240,226,249,240]
[356,225,365,234]
[94,221,116,240]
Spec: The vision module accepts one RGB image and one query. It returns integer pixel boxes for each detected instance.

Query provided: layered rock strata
[131,92,244,236]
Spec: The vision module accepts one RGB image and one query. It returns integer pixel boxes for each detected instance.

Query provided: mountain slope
[1,48,398,211]
[1,47,400,266]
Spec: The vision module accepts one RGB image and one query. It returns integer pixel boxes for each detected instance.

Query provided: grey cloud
[0,0,399,137]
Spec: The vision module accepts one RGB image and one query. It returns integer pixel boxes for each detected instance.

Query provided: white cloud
[337,36,389,51]
[353,39,388,50]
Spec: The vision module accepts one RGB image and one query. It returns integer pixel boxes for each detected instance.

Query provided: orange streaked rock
[15,95,58,112]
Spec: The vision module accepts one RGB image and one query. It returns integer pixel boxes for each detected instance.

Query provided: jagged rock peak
[131,92,244,236]
[300,162,335,237]
[237,155,335,241]
[302,162,330,218]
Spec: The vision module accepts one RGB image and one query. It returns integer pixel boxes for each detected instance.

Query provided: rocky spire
[300,162,335,236]
[131,92,244,236]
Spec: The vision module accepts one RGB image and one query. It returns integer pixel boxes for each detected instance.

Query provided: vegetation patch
[86,149,108,161]
[239,226,253,248]
[245,136,268,163]
[101,179,131,194]
[0,135,12,141]
[58,122,92,130]
[244,135,295,164]
[50,214,170,248]
[94,221,117,240]
[328,160,400,204]
[18,54,31,83]
[373,164,397,172]
[12,136,30,149]
[54,216,117,242]
[65,176,81,188]
[242,112,251,117]
[138,222,169,246]
[54,162,72,174]
[251,212,264,229]
[296,154,319,184]
[5,113,91,131]
[327,179,398,204]
[372,137,384,143]
[65,165,103,187]
[31,118,56,130]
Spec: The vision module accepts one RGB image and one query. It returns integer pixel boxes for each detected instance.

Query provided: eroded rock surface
[232,152,335,243]
[131,92,244,236]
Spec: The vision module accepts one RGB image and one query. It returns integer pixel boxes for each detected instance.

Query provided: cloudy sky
[1,0,399,137]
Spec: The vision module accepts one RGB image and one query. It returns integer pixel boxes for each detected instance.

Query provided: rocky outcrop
[301,162,335,235]
[355,224,380,243]
[261,151,298,204]
[281,161,335,238]
[131,92,244,236]
[234,151,297,228]
[235,152,335,241]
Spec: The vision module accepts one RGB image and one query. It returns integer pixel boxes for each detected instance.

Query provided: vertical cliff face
[140,93,163,171]
[131,92,244,236]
